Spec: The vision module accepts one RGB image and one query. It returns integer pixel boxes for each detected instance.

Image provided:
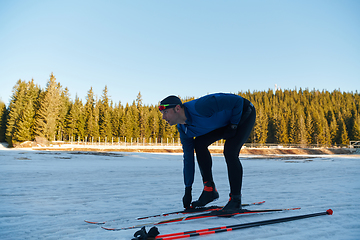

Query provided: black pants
[193,99,256,196]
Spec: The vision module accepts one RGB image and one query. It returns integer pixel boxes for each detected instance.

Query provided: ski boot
[191,181,219,207]
[218,194,244,215]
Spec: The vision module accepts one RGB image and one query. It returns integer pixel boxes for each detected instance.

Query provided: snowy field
[0,149,359,240]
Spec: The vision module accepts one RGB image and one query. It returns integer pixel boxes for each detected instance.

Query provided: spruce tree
[352,113,360,141]
[253,103,268,144]
[93,99,101,141]
[306,111,314,144]
[34,73,63,141]
[148,107,160,141]
[298,111,307,146]
[84,87,99,141]
[76,100,86,141]
[329,111,338,145]
[65,95,84,141]
[267,94,278,143]
[339,116,349,146]
[122,103,133,141]
[111,102,124,138]
[136,92,147,140]
[99,86,113,142]
[130,101,140,139]
[288,111,297,144]
[6,80,27,146]
[276,109,289,144]
[56,87,71,141]
[27,79,41,139]
[13,98,34,142]
[0,100,7,142]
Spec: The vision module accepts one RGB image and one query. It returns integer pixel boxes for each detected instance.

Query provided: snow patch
[0,150,359,239]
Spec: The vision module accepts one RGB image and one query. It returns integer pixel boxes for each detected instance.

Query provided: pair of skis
[84,201,332,238]
[84,201,265,230]
[85,201,265,225]
[101,207,301,231]
[86,201,301,231]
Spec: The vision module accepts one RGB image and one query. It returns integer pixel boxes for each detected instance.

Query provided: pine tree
[339,116,349,146]
[253,103,268,144]
[276,109,289,144]
[288,111,297,144]
[136,92,147,140]
[147,107,160,141]
[27,80,41,139]
[329,111,338,145]
[93,99,101,141]
[117,106,126,140]
[84,87,99,141]
[122,103,134,141]
[298,111,307,146]
[267,95,278,143]
[65,95,83,140]
[352,113,360,141]
[306,111,314,144]
[130,101,140,139]
[13,98,34,142]
[99,86,112,141]
[76,100,86,141]
[56,87,71,141]
[0,100,7,142]
[111,102,124,138]
[34,73,63,141]
[5,80,27,146]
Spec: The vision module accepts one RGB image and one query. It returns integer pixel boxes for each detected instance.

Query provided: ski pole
[155,209,333,240]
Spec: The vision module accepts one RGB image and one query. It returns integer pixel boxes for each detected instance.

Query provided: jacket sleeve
[178,125,195,187]
[195,93,244,125]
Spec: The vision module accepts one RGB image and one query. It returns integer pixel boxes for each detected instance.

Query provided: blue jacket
[177,93,245,187]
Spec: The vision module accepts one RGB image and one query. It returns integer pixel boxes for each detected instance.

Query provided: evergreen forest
[1,73,359,147]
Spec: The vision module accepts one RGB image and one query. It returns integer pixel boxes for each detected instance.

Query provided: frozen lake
[0,149,359,239]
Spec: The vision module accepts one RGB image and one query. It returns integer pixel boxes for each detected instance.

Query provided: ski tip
[84,220,105,224]
[326,209,333,215]
[101,226,117,231]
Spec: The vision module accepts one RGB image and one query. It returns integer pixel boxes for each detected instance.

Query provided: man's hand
[183,186,192,209]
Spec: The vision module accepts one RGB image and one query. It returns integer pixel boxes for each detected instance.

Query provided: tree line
[0,73,359,147]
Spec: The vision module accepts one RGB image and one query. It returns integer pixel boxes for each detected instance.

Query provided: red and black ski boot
[191,181,219,207]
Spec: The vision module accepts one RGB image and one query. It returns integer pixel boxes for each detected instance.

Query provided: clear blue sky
[1,0,359,106]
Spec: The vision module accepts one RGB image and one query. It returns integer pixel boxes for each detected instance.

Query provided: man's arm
[178,125,195,209]
[178,126,195,187]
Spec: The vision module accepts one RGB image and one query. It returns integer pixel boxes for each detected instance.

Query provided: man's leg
[224,106,256,195]
[194,127,224,182]
[221,105,256,212]
[192,127,225,207]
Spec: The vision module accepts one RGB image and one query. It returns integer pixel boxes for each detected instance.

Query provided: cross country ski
[102,207,300,231]
[84,201,265,225]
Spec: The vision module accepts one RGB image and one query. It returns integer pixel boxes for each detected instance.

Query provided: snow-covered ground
[0,149,359,240]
